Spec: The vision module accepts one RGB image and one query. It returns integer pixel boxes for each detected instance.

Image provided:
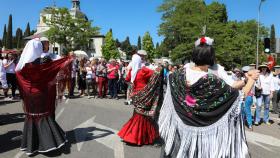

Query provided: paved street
[0,96,280,158]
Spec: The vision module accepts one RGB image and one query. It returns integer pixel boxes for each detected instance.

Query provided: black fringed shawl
[169,70,239,126]
[131,68,164,119]
[159,70,248,158]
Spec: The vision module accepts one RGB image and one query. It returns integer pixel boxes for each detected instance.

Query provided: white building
[276,38,280,54]
[27,0,104,57]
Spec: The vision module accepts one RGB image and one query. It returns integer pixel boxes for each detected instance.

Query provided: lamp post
[256,0,266,67]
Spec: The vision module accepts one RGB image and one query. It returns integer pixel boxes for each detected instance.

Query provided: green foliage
[15,28,23,49]
[2,25,7,48]
[0,39,2,48]
[115,38,121,48]
[6,14,13,49]
[24,22,31,37]
[44,7,99,52]
[102,29,119,60]
[158,0,269,68]
[142,31,155,60]
[137,36,141,50]
[270,24,276,54]
[120,36,132,54]
[154,42,161,58]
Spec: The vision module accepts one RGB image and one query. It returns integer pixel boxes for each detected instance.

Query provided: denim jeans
[244,96,253,126]
[255,94,270,123]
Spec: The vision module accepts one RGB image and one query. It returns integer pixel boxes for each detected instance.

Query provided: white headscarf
[15,38,43,71]
[131,53,142,83]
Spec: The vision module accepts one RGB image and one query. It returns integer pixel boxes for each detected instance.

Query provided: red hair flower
[200,37,206,44]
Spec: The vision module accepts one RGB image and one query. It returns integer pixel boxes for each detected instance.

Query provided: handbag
[255,78,262,98]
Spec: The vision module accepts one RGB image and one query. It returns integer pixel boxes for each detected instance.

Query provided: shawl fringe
[158,82,249,158]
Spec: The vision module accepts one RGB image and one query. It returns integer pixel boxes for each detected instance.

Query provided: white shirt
[258,73,274,95]
[273,76,280,91]
[86,66,93,79]
[185,64,235,87]
[3,59,16,74]
[0,60,8,89]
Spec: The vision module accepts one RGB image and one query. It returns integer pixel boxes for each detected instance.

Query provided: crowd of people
[1,36,280,158]
[228,63,280,129]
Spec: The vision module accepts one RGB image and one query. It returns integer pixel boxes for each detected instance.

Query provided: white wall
[90,37,104,57]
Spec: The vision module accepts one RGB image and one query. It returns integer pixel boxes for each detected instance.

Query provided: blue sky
[0,0,278,45]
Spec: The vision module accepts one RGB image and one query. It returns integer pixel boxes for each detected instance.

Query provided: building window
[53,47,58,55]
[89,39,95,50]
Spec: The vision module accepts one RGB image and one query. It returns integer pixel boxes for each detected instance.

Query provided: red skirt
[118,112,159,146]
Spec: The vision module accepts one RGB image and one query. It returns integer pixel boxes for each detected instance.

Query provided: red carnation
[200,37,206,44]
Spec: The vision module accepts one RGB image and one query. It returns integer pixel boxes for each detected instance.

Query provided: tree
[102,29,119,60]
[2,24,7,48]
[120,36,132,53]
[142,32,155,60]
[154,42,161,58]
[115,38,121,48]
[45,7,99,52]
[157,0,269,66]
[270,24,276,54]
[0,39,2,48]
[24,22,31,37]
[15,28,23,49]
[6,14,13,49]
[158,0,207,63]
[137,36,141,50]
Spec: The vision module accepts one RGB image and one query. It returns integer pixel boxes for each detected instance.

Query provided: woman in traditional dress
[118,50,163,145]
[15,39,73,155]
[159,37,259,158]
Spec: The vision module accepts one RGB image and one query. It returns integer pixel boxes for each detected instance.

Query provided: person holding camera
[3,53,17,99]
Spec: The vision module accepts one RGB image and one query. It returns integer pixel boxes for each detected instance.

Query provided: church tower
[72,0,80,10]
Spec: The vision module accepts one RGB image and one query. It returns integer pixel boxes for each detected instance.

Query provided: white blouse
[185,63,235,87]
[257,73,274,95]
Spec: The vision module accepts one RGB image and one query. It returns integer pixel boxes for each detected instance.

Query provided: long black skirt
[20,115,66,155]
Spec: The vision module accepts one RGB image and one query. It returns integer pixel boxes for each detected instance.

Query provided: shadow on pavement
[0,113,25,125]
[0,130,22,154]
[36,126,114,157]
[67,126,114,144]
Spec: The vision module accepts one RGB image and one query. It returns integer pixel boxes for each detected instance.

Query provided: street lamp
[256,0,266,67]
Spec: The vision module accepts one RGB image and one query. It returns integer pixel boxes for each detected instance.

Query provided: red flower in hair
[200,37,206,44]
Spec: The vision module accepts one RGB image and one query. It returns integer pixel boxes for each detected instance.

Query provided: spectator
[255,63,274,125]
[3,53,17,99]
[272,66,280,115]
[242,66,254,129]
[90,58,98,97]
[107,59,120,99]
[96,58,108,98]
[78,58,87,96]
[0,56,8,99]
[68,52,78,98]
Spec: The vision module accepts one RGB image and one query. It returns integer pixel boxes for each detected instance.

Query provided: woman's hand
[246,69,260,81]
